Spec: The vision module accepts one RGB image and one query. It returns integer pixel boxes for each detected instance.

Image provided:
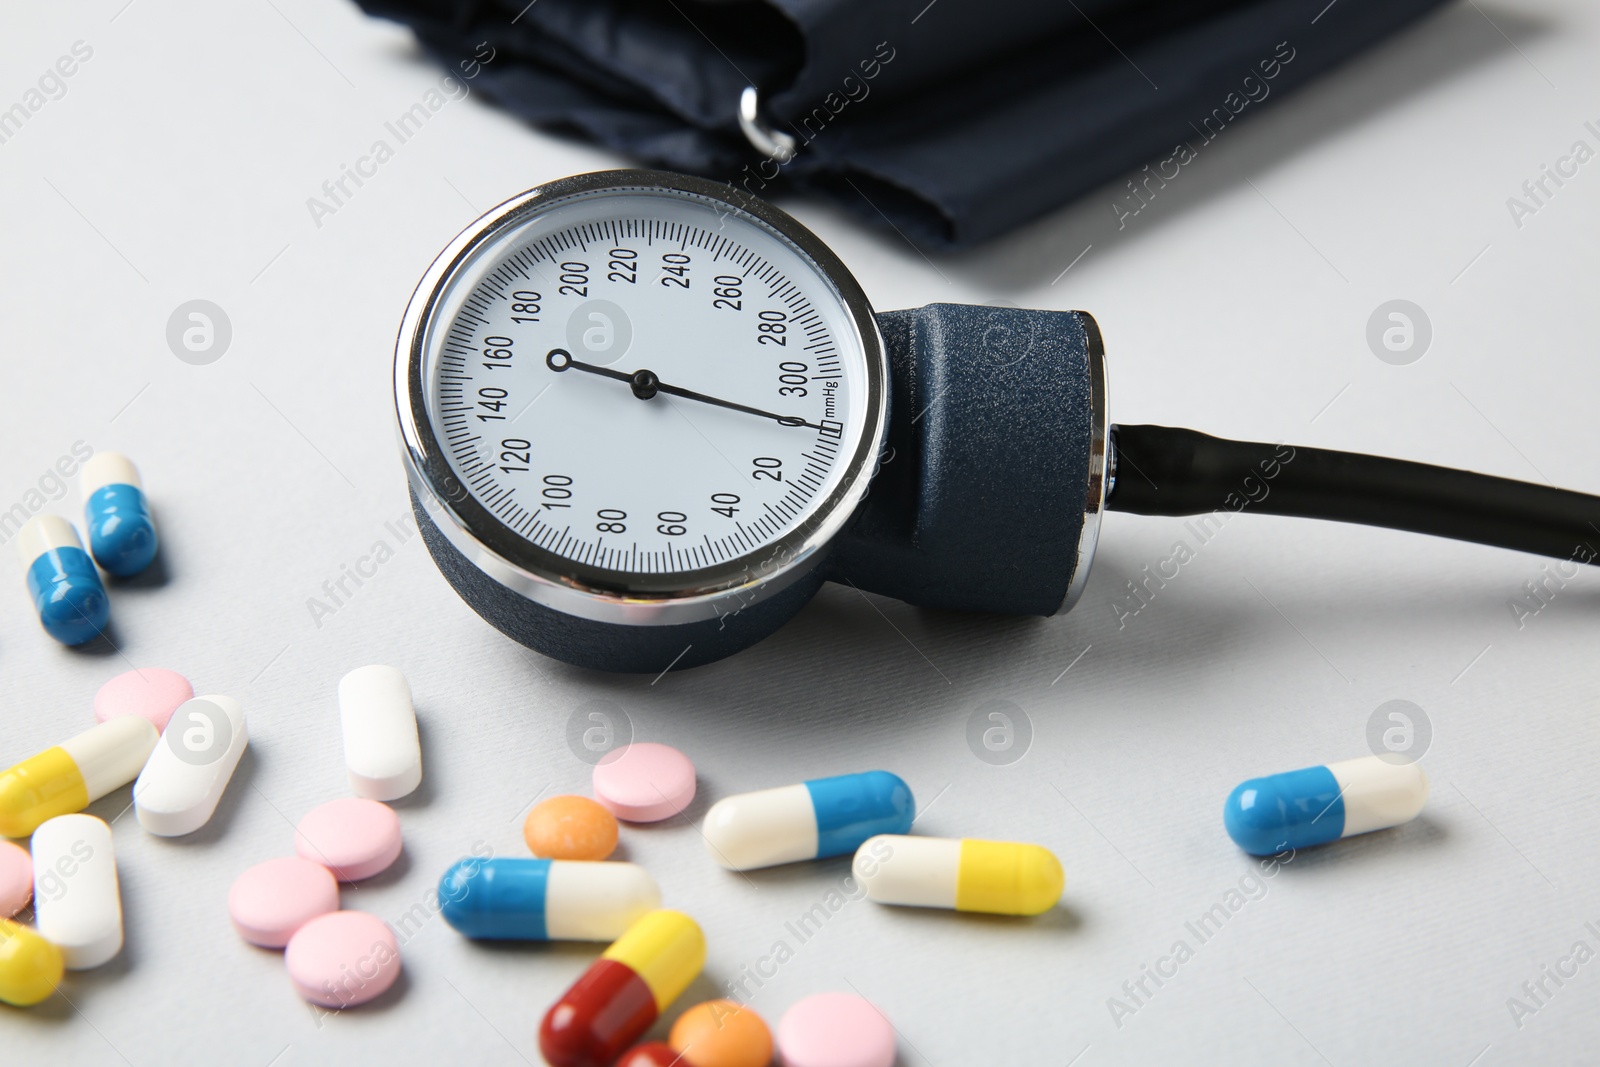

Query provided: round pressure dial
[397,171,888,630]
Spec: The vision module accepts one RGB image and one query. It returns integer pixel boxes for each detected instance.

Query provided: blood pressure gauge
[397,169,925,672]
[398,169,1598,674]
[397,170,1106,671]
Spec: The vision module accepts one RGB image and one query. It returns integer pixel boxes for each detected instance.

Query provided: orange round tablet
[669,999,773,1067]
[523,795,619,861]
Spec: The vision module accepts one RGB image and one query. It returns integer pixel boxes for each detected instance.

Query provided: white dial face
[421,185,876,585]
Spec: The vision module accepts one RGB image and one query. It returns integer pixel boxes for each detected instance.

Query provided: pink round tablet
[591,742,696,823]
[776,992,896,1067]
[94,667,193,731]
[228,857,340,948]
[284,911,400,1008]
[0,840,32,918]
[294,798,403,882]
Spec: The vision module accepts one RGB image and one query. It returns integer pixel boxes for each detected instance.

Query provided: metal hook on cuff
[738,86,798,164]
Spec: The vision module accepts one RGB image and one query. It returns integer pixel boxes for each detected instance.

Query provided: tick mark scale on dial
[544,349,825,430]
[421,198,868,581]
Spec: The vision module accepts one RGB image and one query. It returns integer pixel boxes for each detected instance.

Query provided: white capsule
[32,814,123,969]
[338,666,422,801]
[133,695,248,837]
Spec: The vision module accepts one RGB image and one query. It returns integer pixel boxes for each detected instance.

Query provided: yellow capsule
[853,834,1065,916]
[601,908,705,1011]
[0,717,157,838]
[0,919,64,1006]
[955,839,1065,915]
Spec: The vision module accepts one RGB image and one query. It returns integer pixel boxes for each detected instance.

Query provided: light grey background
[3,1,1598,1064]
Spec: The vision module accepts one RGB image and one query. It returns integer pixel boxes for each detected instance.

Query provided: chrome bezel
[1060,313,1109,611]
[395,170,889,628]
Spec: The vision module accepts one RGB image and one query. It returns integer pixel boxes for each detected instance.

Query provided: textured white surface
[1,0,1599,1062]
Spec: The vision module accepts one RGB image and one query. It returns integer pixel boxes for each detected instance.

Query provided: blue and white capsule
[16,516,109,646]
[438,858,659,941]
[702,770,915,871]
[80,453,157,577]
[1224,755,1428,856]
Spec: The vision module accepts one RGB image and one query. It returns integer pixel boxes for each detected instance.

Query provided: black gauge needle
[547,349,823,430]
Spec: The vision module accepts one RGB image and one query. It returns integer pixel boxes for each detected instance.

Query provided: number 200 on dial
[405,173,887,601]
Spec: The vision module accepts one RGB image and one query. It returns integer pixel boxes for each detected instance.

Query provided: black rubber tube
[1106,424,1600,563]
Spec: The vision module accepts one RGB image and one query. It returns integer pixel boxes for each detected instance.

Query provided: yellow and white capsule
[0,717,158,838]
[853,834,1064,916]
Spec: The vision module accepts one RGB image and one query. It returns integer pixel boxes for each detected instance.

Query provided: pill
[32,814,122,969]
[15,515,109,646]
[439,857,659,941]
[1224,754,1429,856]
[853,834,1063,916]
[617,1043,681,1067]
[671,999,773,1067]
[284,910,401,1008]
[0,919,63,1007]
[703,771,914,871]
[0,841,31,918]
[295,797,402,882]
[524,795,619,861]
[592,743,696,823]
[776,992,895,1067]
[0,716,158,838]
[94,667,193,731]
[133,695,248,837]
[540,909,706,1067]
[339,665,422,801]
[80,452,158,577]
[229,856,341,948]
